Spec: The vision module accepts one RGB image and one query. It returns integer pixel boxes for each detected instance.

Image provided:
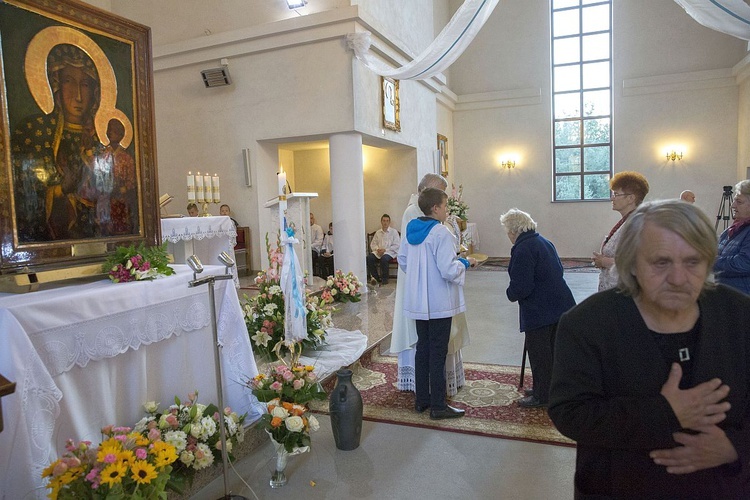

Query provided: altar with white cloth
[0,265,261,500]
[161,215,239,287]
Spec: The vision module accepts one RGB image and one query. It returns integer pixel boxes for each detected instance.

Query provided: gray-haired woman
[500,208,575,408]
[714,179,750,294]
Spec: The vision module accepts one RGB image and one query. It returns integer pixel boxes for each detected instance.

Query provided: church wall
[150,39,354,270]
[448,0,747,258]
[291,145,416,242]
[736,57,750,182]
[99,0,446,270]
[110,0,350,46]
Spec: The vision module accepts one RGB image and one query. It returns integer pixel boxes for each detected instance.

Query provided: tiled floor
[200,269,599,499]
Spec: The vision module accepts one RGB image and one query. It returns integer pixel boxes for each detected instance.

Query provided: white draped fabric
[346,0,500,80]
[299,328,368,381]
[674,0,750,42]
[280,230,308,343]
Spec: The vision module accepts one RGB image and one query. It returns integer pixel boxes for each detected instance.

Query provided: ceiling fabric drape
[346,0,500,80]
[674,0,750,42]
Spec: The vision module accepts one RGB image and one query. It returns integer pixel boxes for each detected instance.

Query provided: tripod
[715,186,734,232]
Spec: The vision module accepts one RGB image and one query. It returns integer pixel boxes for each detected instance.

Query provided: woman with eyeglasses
[714,180,750,294]
[592,171,650,291]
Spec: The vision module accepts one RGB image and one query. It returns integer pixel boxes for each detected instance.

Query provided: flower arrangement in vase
[249,362,326,488]
[102,242,175,283]
[42,426,178,499]
[447,184,469,221]
[241,234,334,360]
[322,270,363,303]
[132,392,246,492]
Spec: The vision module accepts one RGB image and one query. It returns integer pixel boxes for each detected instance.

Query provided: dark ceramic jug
[329,368,363,450]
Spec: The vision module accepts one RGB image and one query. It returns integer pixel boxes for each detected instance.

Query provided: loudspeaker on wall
[243,148,252,187]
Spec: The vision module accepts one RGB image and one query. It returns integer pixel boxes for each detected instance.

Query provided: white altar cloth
[0,266,261,500]
[161,216,239,287]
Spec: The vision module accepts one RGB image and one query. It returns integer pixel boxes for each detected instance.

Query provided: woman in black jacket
[500,208,576,408]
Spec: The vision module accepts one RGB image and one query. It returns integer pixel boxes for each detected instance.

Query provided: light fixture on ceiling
[201,58,231,88]
[501,159,516,169]
[286,0,307,9]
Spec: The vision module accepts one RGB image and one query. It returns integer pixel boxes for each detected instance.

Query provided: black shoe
[524,388,534,397]
[415,403,430,413]
[429,405,465,420]
[518,395,547,408]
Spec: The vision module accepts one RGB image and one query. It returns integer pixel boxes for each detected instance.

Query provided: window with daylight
[551,0,612,201]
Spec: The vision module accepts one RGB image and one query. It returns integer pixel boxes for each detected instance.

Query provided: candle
[187,172,195,202]
[278,166,287,235]
[195,172,205,203]
[203,174,212,203]
[212,173,220,203]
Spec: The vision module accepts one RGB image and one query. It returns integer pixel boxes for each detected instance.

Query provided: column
[329,133,367,286]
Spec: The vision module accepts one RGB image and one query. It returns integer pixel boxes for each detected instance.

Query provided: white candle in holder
[212,173,220,203]
[187,172,196,202]
[195,171,205,203]
[203,174,212,203]
[278,166,287,235]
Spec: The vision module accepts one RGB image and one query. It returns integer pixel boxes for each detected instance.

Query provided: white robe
[398,221,467,320]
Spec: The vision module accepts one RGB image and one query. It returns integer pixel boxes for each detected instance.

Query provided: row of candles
[187,172,221,203]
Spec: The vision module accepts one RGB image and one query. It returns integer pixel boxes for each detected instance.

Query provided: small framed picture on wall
[437,134,448,176]
[382,76,400,131]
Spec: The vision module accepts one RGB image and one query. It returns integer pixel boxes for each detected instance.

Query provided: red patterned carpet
[312,350,574,447]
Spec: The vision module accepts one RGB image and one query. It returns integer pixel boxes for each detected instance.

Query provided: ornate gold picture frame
[0,0,159,275]
[437,134,449,176]
[382,76,400,132]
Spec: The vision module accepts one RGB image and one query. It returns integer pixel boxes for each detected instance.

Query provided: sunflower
[153,446,178,467]
[130,460,158,485]
[100,461,128,486]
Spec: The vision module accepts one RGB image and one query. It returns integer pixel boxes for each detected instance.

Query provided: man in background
[367,213,400,286]
[680,190,696,203]
[310,212,324,276]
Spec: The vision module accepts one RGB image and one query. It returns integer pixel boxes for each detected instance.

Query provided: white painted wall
[95,0,749,263]
[111,0,350,46]
[448,0,747,257]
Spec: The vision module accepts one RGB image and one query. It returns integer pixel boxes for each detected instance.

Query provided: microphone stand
[188,262,247,500]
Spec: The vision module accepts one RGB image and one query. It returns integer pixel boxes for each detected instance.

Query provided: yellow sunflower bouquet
[42,425,177,500]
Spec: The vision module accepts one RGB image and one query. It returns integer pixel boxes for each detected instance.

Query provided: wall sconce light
[502,159,516,169]
[666,149,683,162]
[286,0,307,8]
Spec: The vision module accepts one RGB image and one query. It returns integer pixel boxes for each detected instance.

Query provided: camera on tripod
[716,186,734,232]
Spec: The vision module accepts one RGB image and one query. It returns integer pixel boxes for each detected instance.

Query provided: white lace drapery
[161,215,237,245]
[674,0,750,43]
[346,0,500,80]
[161,215,240,287]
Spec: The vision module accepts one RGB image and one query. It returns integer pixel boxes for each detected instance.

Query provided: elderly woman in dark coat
[550,200,750,499]
[500,208,576,408]
[714,179,750,294]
